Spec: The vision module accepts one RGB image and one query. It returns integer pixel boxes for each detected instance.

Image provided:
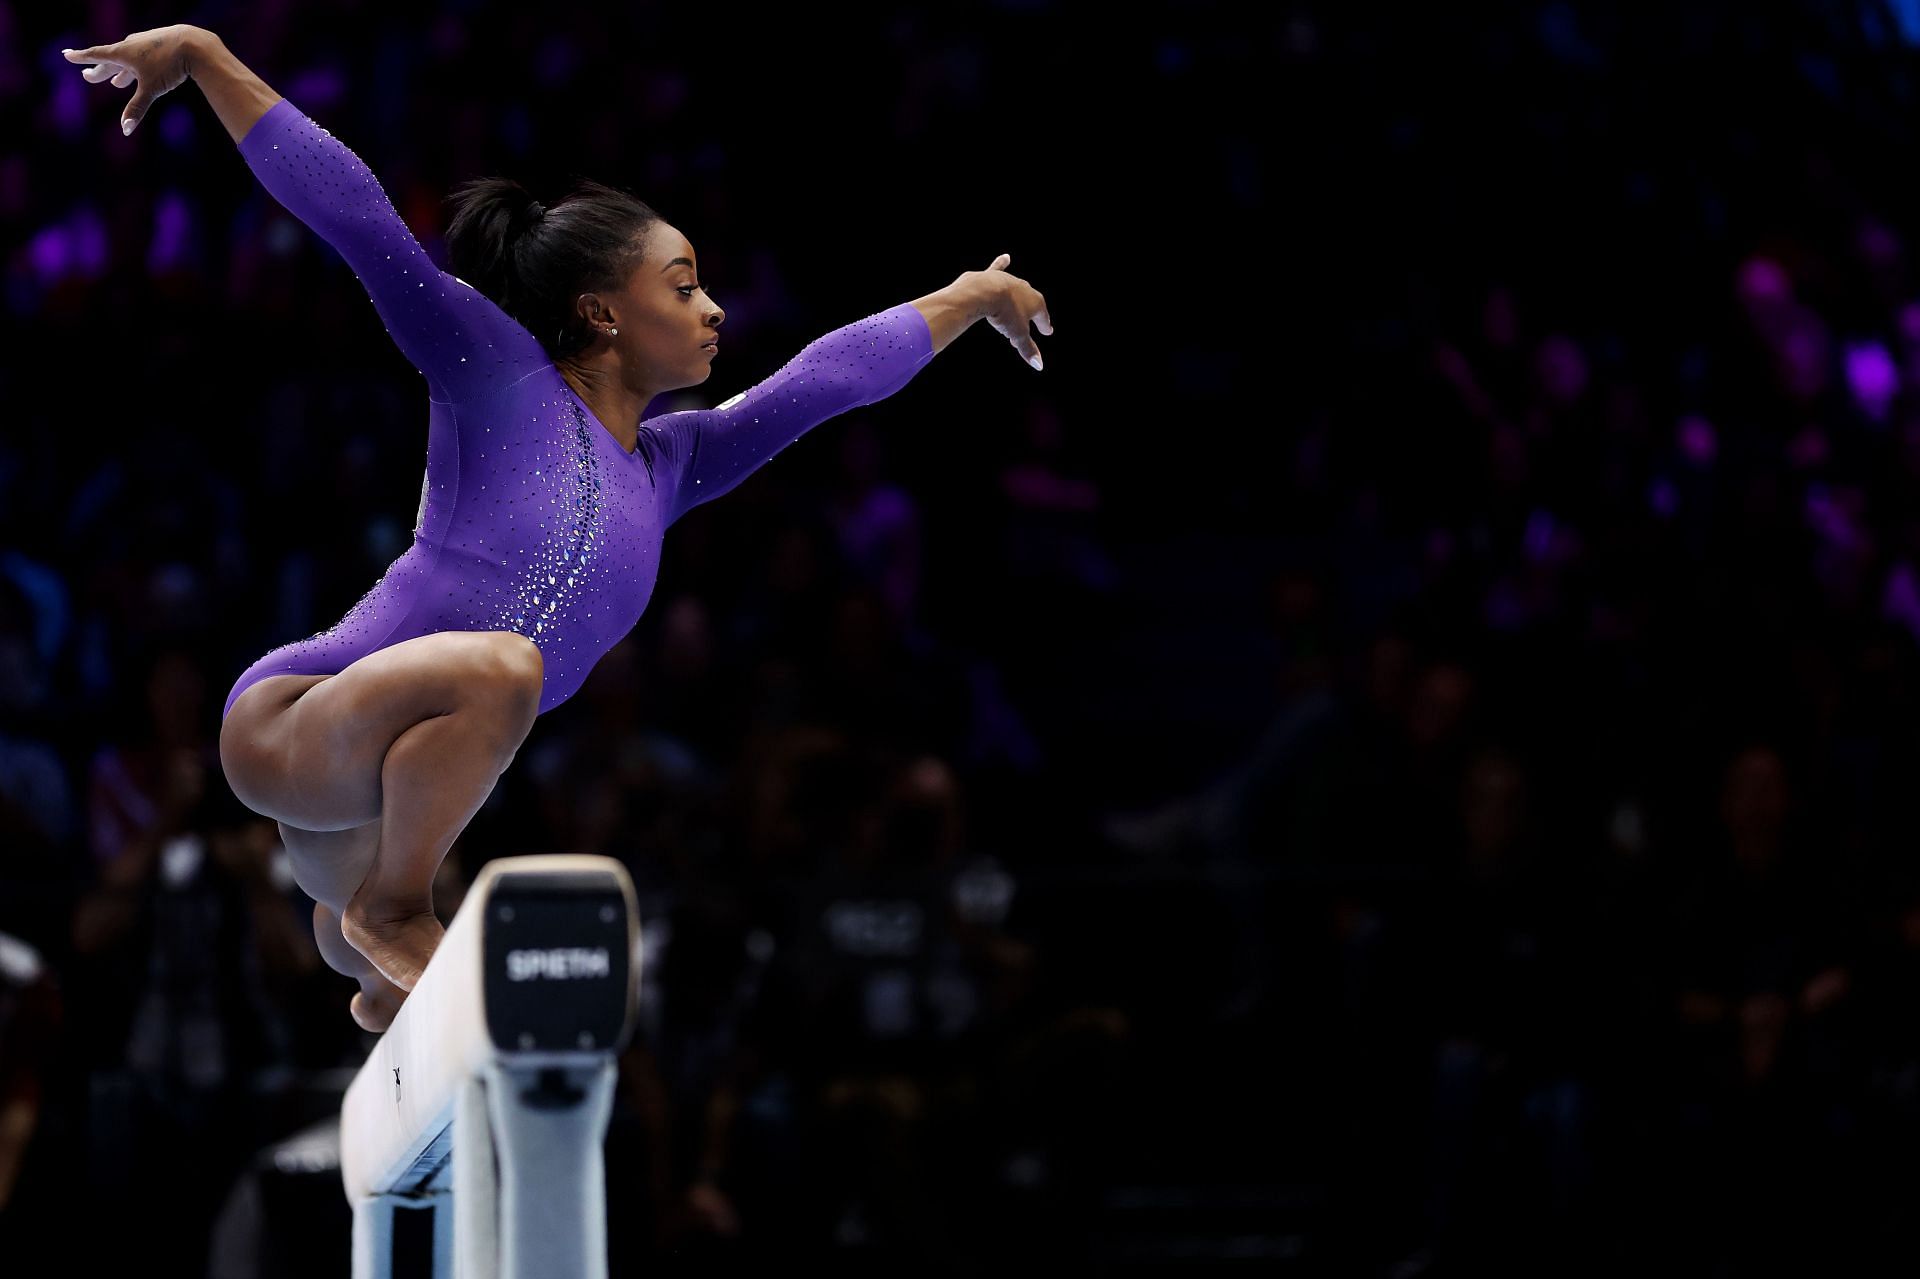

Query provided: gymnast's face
[585,223,724,389]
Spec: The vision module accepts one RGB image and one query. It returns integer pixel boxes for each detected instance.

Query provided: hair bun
[509,196,545,238]
[444,174,662,360]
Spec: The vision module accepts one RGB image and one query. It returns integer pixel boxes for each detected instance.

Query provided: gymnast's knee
[470,632,544,732]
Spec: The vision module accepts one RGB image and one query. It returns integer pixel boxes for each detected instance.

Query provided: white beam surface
[341,854,638,1205]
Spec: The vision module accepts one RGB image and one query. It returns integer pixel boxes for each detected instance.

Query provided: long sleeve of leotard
[236,97,546,404]
[641,302,936,526]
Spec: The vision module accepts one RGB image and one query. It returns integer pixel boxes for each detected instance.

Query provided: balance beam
[341,854,639,1279]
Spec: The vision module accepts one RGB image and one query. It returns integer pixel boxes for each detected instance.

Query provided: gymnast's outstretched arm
[646,254,1052,525]
[64,26,544,405]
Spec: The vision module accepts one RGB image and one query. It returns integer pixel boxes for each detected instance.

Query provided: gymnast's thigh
[217,630,543,831]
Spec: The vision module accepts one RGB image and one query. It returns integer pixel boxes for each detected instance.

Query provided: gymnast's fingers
[1015,332,1043,371]
[990,305,1043,371]
[123,85,157,136]
[63,43,123,68]
[987,252,1011,272]
[111,67,136,89]
[80,60,124,82]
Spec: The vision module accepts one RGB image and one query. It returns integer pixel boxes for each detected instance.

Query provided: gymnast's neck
[555,358,649,454]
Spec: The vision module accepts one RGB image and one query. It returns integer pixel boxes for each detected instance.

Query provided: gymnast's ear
[573,291,607,325]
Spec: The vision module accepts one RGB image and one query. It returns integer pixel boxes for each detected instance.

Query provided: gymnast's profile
[63,24,1052,1033]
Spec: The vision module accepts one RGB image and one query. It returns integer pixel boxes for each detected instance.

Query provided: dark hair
[444,176,662,361]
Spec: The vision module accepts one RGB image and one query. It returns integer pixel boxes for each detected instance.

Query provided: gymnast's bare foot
[351,973,407,1033]
[342,896,445,993]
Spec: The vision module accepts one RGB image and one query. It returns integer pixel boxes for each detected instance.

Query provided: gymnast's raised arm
[63,26,544,404]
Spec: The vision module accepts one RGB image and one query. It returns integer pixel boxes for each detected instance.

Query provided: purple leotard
[220,98,935,722]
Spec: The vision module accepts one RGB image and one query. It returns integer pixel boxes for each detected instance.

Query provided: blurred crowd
[11,0,1920,1275]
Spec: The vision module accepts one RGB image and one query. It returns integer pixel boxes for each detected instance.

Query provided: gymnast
[64,24,1051,1032]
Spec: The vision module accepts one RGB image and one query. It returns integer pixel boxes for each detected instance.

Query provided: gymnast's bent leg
[218,629,544,998]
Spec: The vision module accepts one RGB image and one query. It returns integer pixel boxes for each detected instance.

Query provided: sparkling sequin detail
[485,404,605,639]
[221,99,934,722]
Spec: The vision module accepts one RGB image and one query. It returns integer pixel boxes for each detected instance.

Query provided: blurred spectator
[828,417,924,637]
[0,928,60,1254]
[0,567,74,948]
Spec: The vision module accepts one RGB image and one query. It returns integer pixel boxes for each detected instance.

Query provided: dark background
[8,0,1920,1275]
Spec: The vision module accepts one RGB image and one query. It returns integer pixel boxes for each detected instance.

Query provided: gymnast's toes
[350,985,404,1034]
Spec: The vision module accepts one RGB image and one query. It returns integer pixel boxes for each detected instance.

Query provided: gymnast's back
[220,97,933,722]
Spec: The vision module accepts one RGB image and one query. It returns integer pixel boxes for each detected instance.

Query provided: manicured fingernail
[1028,353,1043,371]
[122,119,133,136]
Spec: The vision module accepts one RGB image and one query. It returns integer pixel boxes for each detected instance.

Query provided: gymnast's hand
[978,252,1053,371]
[62,24,206,137]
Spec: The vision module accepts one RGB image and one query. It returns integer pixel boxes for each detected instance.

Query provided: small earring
[608,327,618,337]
